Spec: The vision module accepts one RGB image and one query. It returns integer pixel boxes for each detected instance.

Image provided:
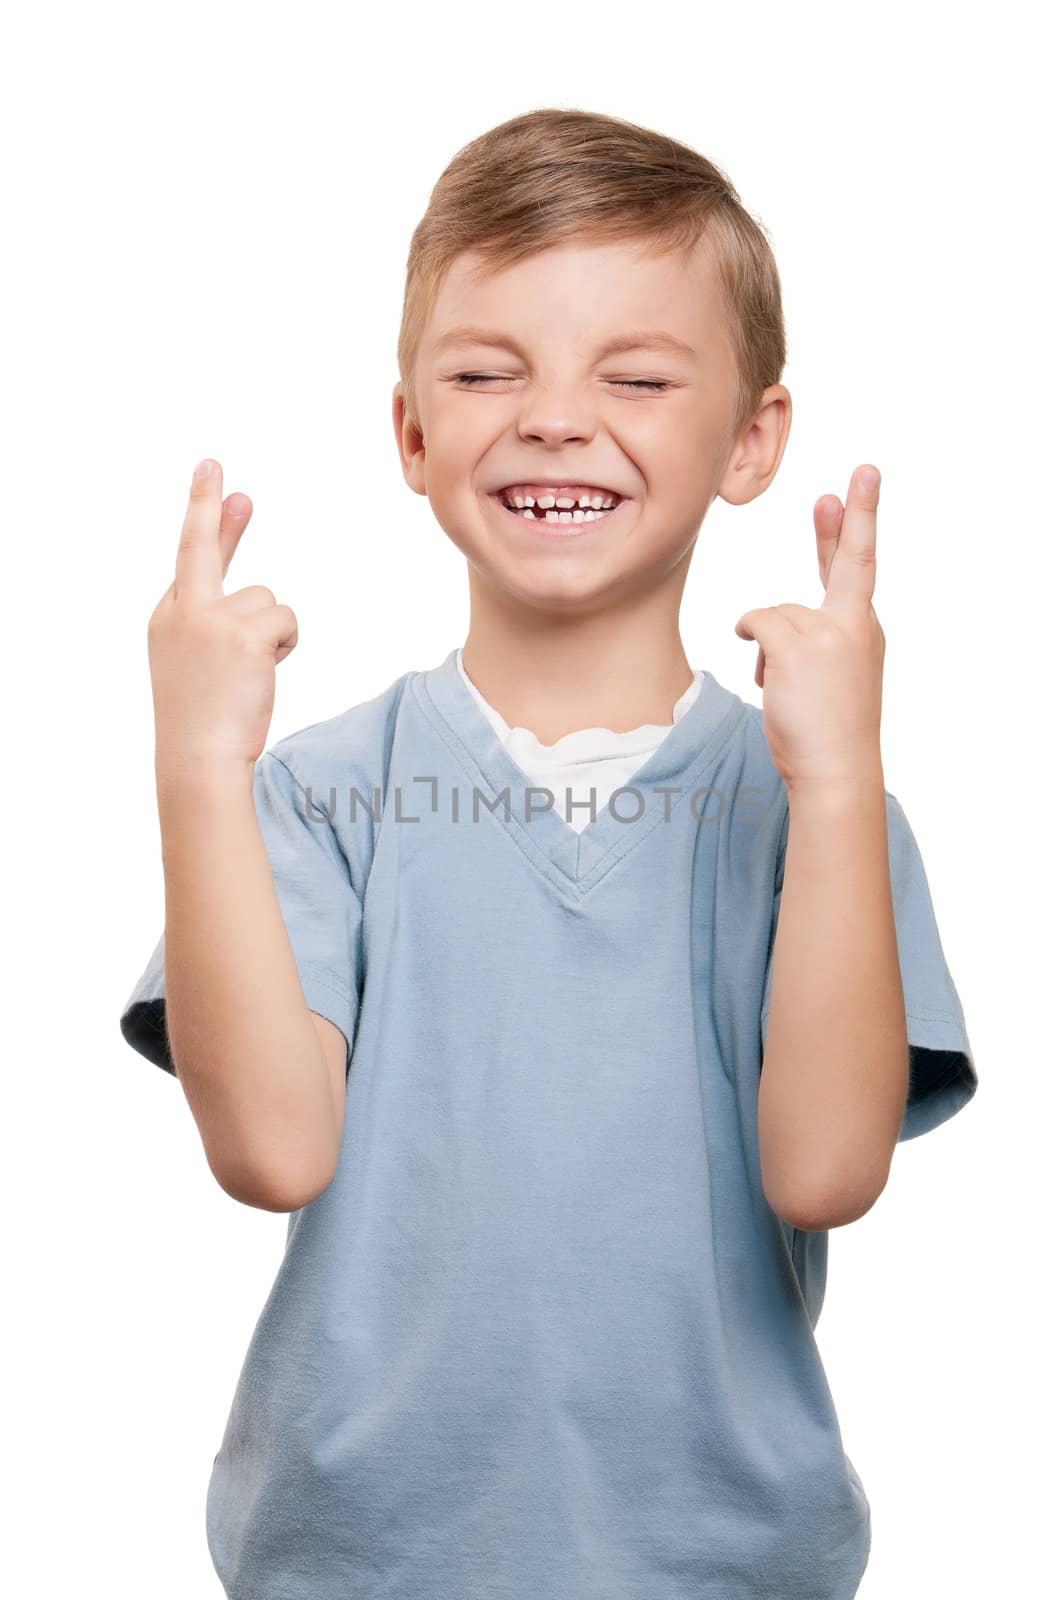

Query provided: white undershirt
[456,649,705,835]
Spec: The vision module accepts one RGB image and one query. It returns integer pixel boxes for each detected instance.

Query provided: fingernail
[228,494,249,516]
[194,459,213,480]
[861,468,880,491]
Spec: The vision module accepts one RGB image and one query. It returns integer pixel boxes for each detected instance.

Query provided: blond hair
[396,107,786,442]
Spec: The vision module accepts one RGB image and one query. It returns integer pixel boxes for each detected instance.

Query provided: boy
[120,108,977,1599]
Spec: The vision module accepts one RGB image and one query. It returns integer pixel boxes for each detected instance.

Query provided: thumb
[734,606,772,643]
[735,608,777,691]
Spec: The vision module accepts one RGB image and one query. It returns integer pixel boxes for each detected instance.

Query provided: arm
[734,462,908,1234]
[158,765,344,1211]
[144,455,349,1213]
[758,767,909,1231]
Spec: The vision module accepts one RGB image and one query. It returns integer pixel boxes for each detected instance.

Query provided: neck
[461,576,696,746]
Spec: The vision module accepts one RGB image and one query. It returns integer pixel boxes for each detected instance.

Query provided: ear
[715,385,792,509]
[392,382,427,495]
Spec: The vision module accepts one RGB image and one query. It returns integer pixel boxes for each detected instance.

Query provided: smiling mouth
[489,491,630,529]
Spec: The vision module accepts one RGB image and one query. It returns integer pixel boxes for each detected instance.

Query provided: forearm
[759,768,908,1229]
[156,764,340,1211]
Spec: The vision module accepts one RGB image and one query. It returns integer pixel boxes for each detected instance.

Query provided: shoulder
[686,678,789,885]
[737,700,778,773]
[260,669,418,878]
[266,668,417,782]
[726,699,789,845]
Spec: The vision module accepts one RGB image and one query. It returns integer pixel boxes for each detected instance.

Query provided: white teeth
[502,488,620,511]
[514,506,611,522]
[497,485,627,531]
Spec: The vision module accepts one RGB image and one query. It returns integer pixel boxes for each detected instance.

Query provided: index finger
[175,458,224,596]
[821,464,879,611]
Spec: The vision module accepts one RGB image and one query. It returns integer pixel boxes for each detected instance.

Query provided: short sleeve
[760,789,977,1142]
[118,750,364,1079]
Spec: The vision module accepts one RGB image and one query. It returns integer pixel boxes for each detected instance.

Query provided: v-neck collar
[455,646,705,764]
[411,647,746,895]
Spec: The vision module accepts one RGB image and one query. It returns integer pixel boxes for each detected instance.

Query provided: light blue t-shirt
[119,646,978,1600]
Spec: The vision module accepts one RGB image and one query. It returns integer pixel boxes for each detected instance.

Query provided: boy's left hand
[734,464,886,790]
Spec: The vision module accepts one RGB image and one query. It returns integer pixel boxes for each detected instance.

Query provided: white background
[4,1,1058,1594]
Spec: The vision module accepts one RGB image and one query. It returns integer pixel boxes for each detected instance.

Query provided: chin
[473,549,637,618]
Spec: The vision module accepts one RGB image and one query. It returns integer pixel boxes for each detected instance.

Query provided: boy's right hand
[148,458,299,782]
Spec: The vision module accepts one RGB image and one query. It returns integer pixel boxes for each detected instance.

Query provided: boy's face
[394,235,789,614]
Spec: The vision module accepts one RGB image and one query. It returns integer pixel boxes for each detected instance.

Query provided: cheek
[422,403,487,466]
[651,439,722,513]
[619,410,704,482]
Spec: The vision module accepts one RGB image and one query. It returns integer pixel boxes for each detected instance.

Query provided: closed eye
[453,375,671,393]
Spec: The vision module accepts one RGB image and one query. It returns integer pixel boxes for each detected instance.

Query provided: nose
[516,390,597,447]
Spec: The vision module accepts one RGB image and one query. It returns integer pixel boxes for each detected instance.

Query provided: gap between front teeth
[513,506,613,522]
[501,491,620,523]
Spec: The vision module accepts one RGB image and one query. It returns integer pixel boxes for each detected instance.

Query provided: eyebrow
[431,325,699,361]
